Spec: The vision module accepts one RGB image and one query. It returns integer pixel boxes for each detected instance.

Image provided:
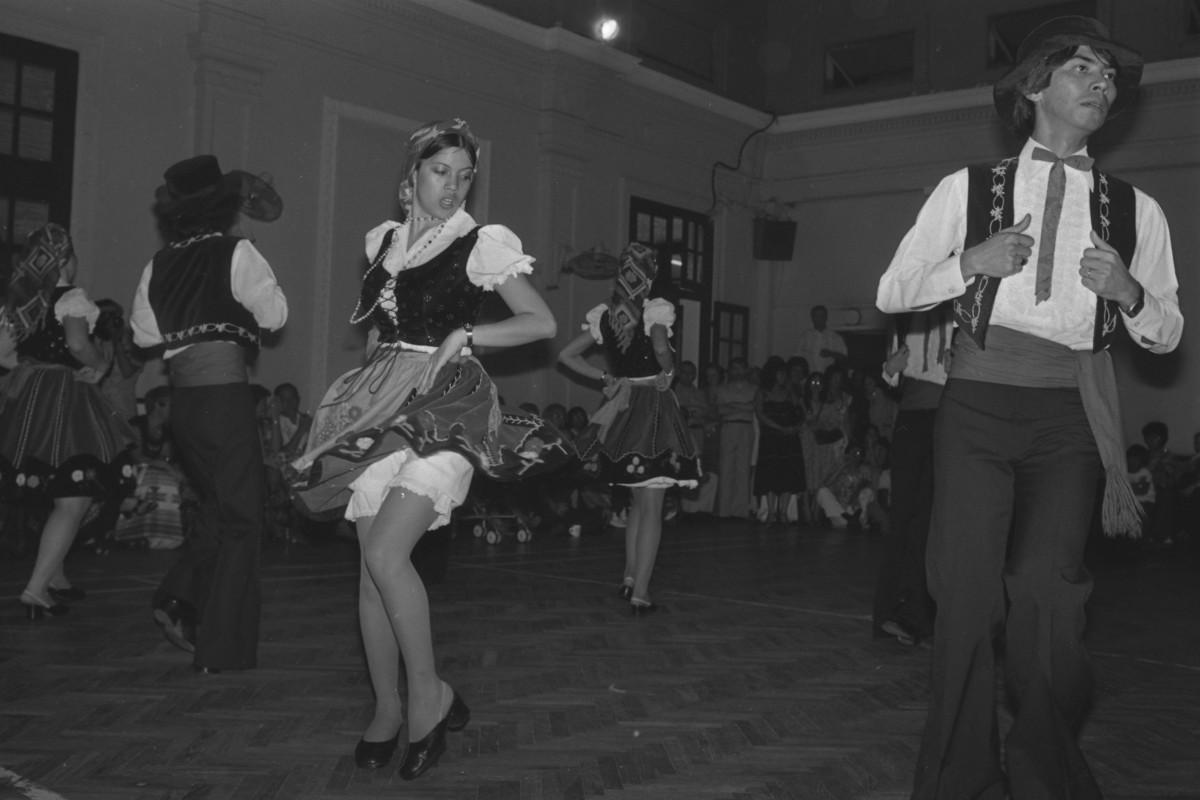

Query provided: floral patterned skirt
[289,347,575,520]
[578,383,701,488]
[0,363,136,502]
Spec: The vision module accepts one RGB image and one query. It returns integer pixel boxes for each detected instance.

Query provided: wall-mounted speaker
[752,218,796,261]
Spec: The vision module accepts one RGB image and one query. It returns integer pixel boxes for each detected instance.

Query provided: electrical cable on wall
[706,112,778,215]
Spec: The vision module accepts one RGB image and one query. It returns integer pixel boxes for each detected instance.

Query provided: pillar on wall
[187,0,275,165]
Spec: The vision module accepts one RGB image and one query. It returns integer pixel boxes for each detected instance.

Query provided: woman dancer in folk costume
[290,118,572,780]
[557,243,701,615]
[0,224,136,618]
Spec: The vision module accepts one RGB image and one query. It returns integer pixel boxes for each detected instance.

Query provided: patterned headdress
[2,223,74,341]
[607,242,658,341]
[398,118,480,214]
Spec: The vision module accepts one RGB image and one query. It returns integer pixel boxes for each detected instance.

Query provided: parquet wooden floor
[2,516,1198,800]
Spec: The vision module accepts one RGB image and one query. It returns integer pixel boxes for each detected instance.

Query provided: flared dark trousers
[912,379,1103,800]
[158,382,264,671]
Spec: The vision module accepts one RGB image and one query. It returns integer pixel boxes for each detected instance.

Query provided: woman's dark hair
[420,132,478,169]
[1010,45,1118,137]
[759,359,787,391]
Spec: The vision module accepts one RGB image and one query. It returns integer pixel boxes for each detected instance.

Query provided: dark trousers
[912,379,1102,800]
[159,382,264,670]
[872,407,936,639]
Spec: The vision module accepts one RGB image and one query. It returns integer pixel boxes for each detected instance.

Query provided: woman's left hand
[653,370,672,392]
[416,329,467,395]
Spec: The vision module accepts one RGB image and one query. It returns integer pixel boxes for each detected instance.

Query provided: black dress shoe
[354,732,399,769]
[48,586,86,602]
[193,665,222,675]
[20,591,70,620]
[630,600,658,616]
[154,597,197,653]
[399,690,469,780]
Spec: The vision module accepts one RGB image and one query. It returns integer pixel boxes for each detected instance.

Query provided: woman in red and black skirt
[558,243,701,615]
[0,224,135,618]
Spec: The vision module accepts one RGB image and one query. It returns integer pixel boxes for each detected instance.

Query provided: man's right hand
[961,213,1033,280]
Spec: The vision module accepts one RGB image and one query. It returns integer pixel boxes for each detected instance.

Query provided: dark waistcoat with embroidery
[354,227,484,346]
[17,286,83,368]
[952,157,1137,353]
[147,235,260,353]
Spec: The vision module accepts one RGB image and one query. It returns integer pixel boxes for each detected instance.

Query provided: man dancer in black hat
[132,155,288,673]
[877,17,1182,799]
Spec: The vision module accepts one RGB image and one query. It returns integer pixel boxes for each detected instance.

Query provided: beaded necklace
[349,219,448,324]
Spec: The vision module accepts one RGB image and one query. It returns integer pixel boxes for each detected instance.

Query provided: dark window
[987,2,1098,68]
[1188,0,1200,36]
[711,301,749,369]
[634,1,719,85]
[0,32,78,280]
[629,196,713,367]
[824,31,914,91]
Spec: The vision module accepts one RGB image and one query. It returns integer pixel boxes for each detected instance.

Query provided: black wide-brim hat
[154,154,283,222]
[993,16,1144,129]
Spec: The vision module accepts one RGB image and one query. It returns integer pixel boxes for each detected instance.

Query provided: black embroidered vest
[147,235,261,353]
[355,227,485,347]
[952,157,1136,352]
[17,286,83,368]
[599,307,661,379]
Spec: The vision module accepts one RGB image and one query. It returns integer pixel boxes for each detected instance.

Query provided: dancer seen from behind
[0,224,136,618]
[290,119,571,780]
[877,17,1182,798]
[132,155,288,671]
[558,242,701,615]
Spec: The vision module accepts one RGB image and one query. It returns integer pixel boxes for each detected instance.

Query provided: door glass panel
[14,199,50,244]
[20,64,56,111]
[0,109,12,154]
[17,114,53,160]
[0,58,16,103]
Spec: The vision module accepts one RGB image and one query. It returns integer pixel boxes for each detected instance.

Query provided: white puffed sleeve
[583,304,608,344]
[642,297,675,337]
[54,287,100,332]
[467,224,535,290]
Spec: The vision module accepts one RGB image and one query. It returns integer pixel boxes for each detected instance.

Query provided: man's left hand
[1081,231,1140,308]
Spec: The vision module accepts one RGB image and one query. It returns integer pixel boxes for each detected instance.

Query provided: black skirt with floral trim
[578,383,701,488]
[0,363,137,502]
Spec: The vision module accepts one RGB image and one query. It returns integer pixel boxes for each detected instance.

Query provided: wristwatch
[1121,285,1145,318]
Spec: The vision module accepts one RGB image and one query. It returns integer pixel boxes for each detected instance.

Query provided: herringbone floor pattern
[1,517,1197,800]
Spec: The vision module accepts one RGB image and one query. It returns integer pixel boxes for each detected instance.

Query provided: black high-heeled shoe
[21,591,70,620]
[48,585,86,602]
[354,732,400,769]
[630,599,658,616]
[618,581,633,601]
[399,690,469,781]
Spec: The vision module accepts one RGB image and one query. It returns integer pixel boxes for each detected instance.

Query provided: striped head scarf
[608,242,658,351]
[2,223,74,341]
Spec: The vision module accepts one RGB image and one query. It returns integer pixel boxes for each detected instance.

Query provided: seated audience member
[273,383,313,462]
[93,298,146,422]
[1142,421,1184,545]
[815,443,886,532]
[542,402,567,432]
[565,405,590,442]
[1126,444,1155,536]
[518,401,540,416]
[1178,431,1200,544]
[112,386,190,549]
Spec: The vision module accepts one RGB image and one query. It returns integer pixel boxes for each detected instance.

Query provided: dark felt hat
[993,16,1143,129]
[154,155,282,222]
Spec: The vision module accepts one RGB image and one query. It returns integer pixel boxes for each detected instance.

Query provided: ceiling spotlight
[594,17,620,42]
